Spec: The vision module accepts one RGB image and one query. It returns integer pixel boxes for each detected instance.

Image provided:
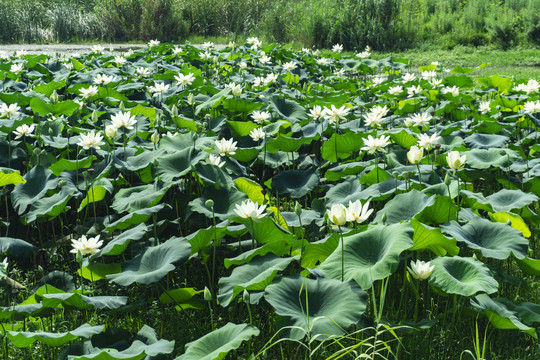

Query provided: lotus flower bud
[204,286,212,301]
[119,101,126,112]
[171,104,178,118]
[444,173,451,186]
[242,289,250,303]
[381,213,387,224]
[294,201,302,217]
[205,199,214,209]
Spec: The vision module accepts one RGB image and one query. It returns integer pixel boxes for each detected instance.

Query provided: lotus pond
[0,40,540,359]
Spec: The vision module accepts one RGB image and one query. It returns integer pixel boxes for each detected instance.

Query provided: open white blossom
[332,44,343,53]
[407,85,422,98]
[136,67,151,77]
[478,101,491,114]
[308,105,324,120]
[70,235,103,256]
[207,154,225,167]
[346,200,373,224]
[114,56,126,66]
[251,110,271,124]
[363,112,384,127]
[447,151,466,170]
[175,73,195,87]
[90,45,105,53]
[226,82,242,97]
[388,86,403,95]
[259,55,271,65]
[148,82,170,96]
[93,74,116,86]
[13,124,35,139]
[214,138,238,156]
[409,112,433,127]
[148,39,160,47]
[77,131,105,150]
[417,133,441,150]
[0,103,21,118]
[316,58,330,65]
[361,135,391,154]
[282,61,297,72]
[10,63,23,74]
[264,73,278,85]
[442,85,460,97]
[327,204,347,226]
[199,51,212,60]
[421,70,437,80]
[172,46,183,55]
[408,260,434,280]
[249,128,266,141]
[402,73,416,82]
[234,199,267,220]
[523,100,540,114]
[111,111,137,130]
[407,145,423,164]
[201,42,214,50]
[324,104,351,124]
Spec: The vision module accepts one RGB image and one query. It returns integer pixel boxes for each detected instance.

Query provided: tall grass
[0,0,539,50]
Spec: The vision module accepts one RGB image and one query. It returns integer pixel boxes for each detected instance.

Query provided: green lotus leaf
[236,214,297,246]
[319,223,414,289]
[325,178,364,205]
[79,185,108,211]
[489,212,531,238]
[78,263,122,281]
[301,233,340,269]
[195,87,230,115]
[100,223,149,256]
[460,190,493,212]
[231,146,262,162]
[159,288,204,310]
[264,274,367,340]
[471,294,536,338]
[0,168,24,187]
[268,167,319,198]
[516,257,540,276]
[0,304,44,321]
[41,293,127,310]
[234,177,265,204]
[11,166,59,214]
[189,185,247,220]
[106,204,166,232]
[266,134,311,153]
[111,182,171,213]
[442,75,475,88]
[187,224,229,255]
[175,322,259,360]
[124,149,165,172]
[157,147,205,183]
[485,189,538,213]
[29,97,80,116]
[374,190,435,224]
[410,219,459,256]
[322,131,365,162]
[0,237,37,258]
[49,156,95,177]
[24,186,74,223]
[440,218,528,259]
[217,254,295,306]
[463,133,508,149]
[266,96,306,123]
[223,98,264,114]
[59,325,174,360]
[107,237,191,286]
[194,163,236,188]
[476,75,512,93]
[428,256,498,296]
[6,323,104,348]
[415,195,458,225]
[325,161,370,181]
[33,80,66,97]
[388,129,418,148]
[465,148,518,170]
[224,241,292,268]
[225,120,258,137]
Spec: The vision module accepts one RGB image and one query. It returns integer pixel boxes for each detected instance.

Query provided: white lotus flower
[363,112,384,127]
[334,68,346,77]
[199,51,211,60]
[259,55,271,65]
[447,151,466,170]
[0,257,7,278]
[0,103,20,118]
[253,76,265,87]
[407,145,423,164]
[175,73,195,87]
[251,110,271,124]
[332,43,343,53]
[388,86,403,95]
[77,131,105,150]
[214,138,238,156]
[264,73,278,85]
[114,56,126,66]
[346,200,373,224]
[93,74,116,86]
[148,82,170,96]
[136,67,151,77]
[478,101,491,114]
[207,154,225,167]
[201,42,214,50]
[111,111,137,130]
[430,79,443,87]
[316,58,330,65]
[249,128,266,141]
[234,199,267,220]
[282,61,297,72]
[90,45,105,53]
[370,105,389,118]
[308,105,324,120]
[187,93,195,105]
[324,104,351,124]
[408,259,434,280]
[105,125,117,139]
[407,85,422,98]
[10,63,23,74]
[150,131,160,144]
[226,82,242,97]
[409,112,433,127]
[442,85,460,97]
[13,124,35,139]
[80,85,99,99]
[172,46,183,55]
[417,133,441,150]
[523,100,540,114]
[421,70,437,80]
[327,204,347,226]
[402,73,416,82]
[148,39,160,47]
[70,235,103,256]
[361,135,391,154]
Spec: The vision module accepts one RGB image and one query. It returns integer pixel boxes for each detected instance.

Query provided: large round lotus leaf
[264,275,367,340]
[326,178,364,205]
[176,323,259,360]
[6,323,104,348]
[373,190,435,224]
[41,293,127,310]
[0,237,37,258]
[268,167,319,198]
[107,237,190,286]
[11,166,59,214]
[485,189,538,213]
[464,133,508,149]
[440,218,528,260]
[266,96,306,123]
[319,223,414,289]
[189,185,247,220]
[111,182,171,213]
[471,294,536,338]
[218,254,294,307]
[465,148,518,169]
[428,256,498,296]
